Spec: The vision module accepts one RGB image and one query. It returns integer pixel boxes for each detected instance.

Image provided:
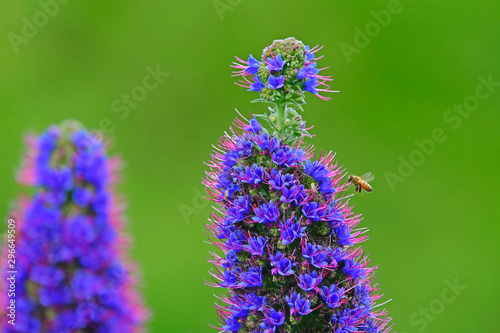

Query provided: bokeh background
[1,0,499,332]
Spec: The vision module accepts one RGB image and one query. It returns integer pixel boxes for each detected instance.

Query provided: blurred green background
[1,0,499,332]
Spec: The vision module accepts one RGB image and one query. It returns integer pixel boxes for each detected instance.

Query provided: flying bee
[347,172,374,193]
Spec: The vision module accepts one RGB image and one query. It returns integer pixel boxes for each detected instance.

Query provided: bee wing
[360,172,374,182]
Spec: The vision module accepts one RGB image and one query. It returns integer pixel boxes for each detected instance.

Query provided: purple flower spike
[0,121,148,332]
[206,38,394,332]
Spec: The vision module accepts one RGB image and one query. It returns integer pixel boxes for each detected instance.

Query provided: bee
[347,172,374,193]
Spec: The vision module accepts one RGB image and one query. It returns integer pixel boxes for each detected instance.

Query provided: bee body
[347,173,374,194]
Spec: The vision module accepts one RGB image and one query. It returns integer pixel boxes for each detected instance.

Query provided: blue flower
[304,160,328,182]
[354,285,373,318]
[302,243,316,260]
[264,308,285,327]
[290,184,307,206]
[243,236,267,256]
[296,67,307,80]
[269,170,293,191]
[321,284,345,308]
[257,133,280,152]
[302,243,336,269]
[331,309,358,332]
[342,258,365,281]
[222,269,239,288]
[279,217,306,246]
[332,247,349,263]
[269,250,284,263]
[282,147,305,167]
[310,246,336,269]
[335,223,352,246]
[225,250,240,267]
[245,118,263,133]
[218,172,233,188]
[280,186,294,203]
[248,75,265,92]
[73,187,93,207]
[275,258,295,276]
[265,54,285,72]
[229,302,250,318]
[297,63,319,80]
[227,196,250,224]
[223,316,241,332]
[226,229,247,250]
[222,150,240,168]
[71,270,95,301]
[270,251,295,276]
[302,202,325,221]
[271,148,286,165]
[235,137,254,156]
[245,54,260,75]
[305,45,315,61]
[243,293,267,311]
[267,75,285,90]
[242,164,265,184]
[320,178,335,194]
[303,77,318,94]
[252,201,279,224]
[286,292,313,316]
[239,267,263,288]
[297,271,323,291]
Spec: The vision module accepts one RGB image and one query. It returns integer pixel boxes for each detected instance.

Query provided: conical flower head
[232,37,335,103]
[0,121,148,332]
[204,38,393,332]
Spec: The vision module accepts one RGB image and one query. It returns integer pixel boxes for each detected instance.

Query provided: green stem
[276,102,286,137]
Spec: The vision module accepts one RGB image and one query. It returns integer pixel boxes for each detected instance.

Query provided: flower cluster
[203,116,393,332]
[231,37,335,103]
[0,121,148,332]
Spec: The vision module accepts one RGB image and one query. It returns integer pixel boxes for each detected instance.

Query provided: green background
[1,0,499,332]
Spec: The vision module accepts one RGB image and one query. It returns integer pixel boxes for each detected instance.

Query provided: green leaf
[251,98,276,105]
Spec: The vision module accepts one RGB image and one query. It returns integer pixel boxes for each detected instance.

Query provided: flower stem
[276,101,286,137]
